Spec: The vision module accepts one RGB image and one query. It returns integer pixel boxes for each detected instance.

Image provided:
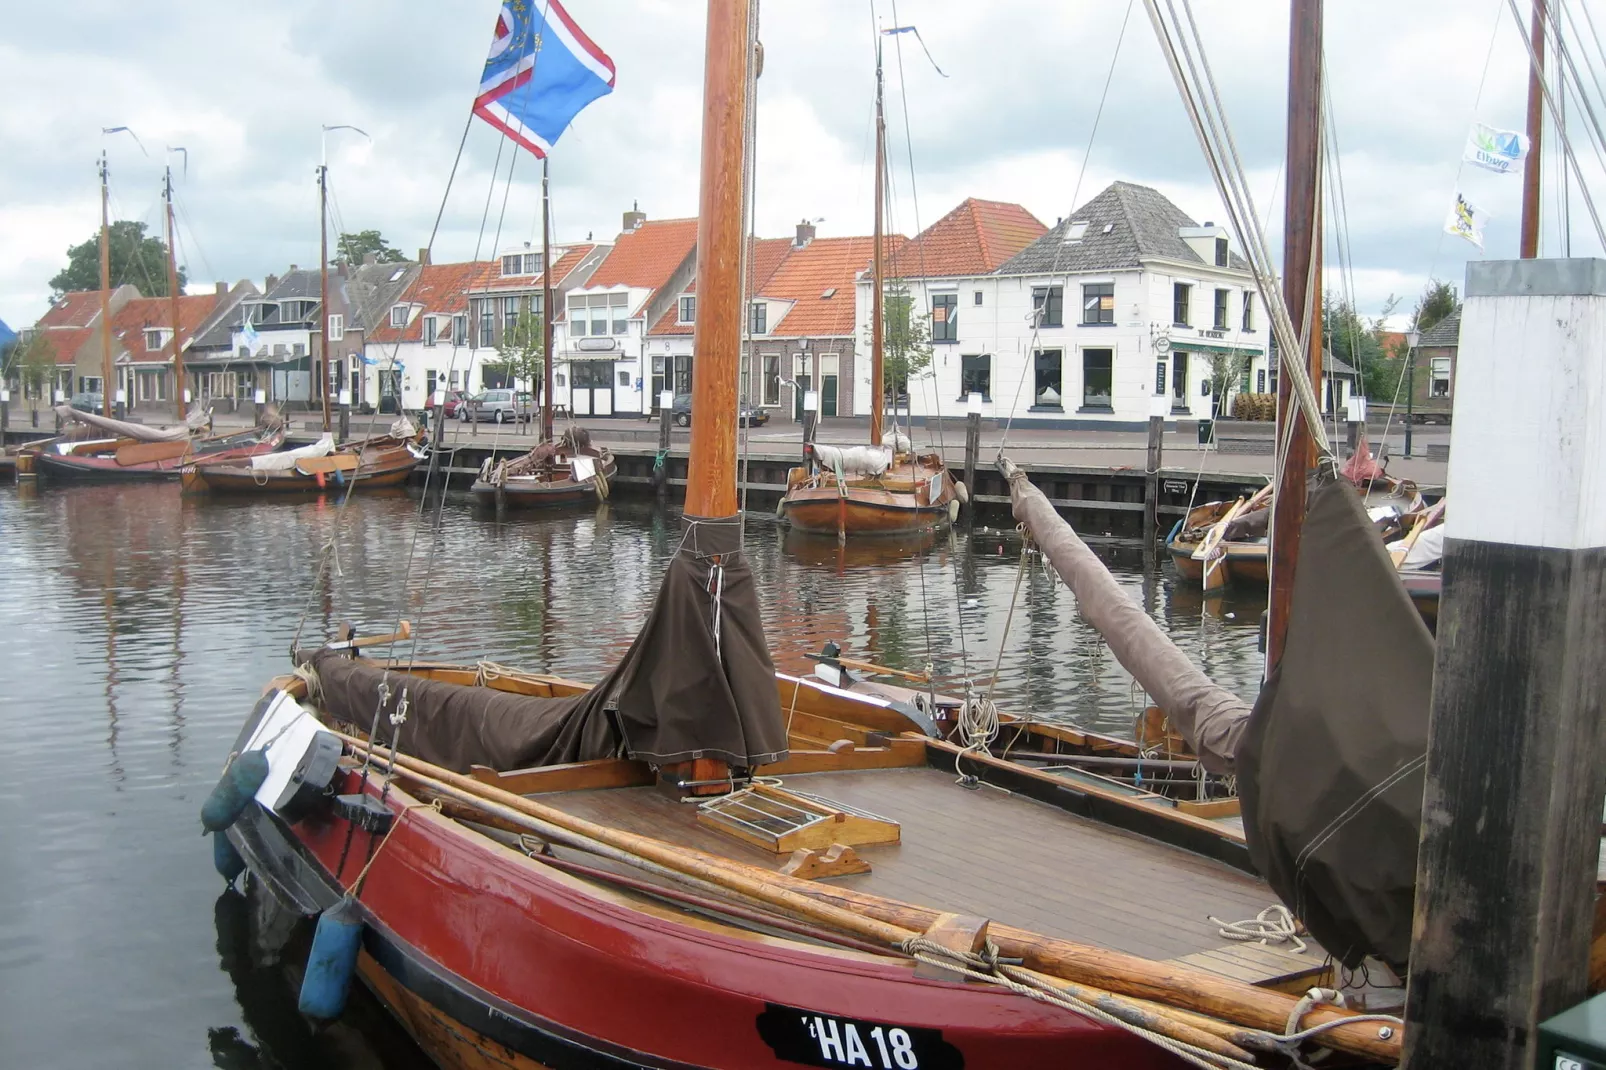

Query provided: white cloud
[0,0,1585,332]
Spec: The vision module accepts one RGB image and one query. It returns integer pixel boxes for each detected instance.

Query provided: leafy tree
[870,283,933,401]
[1206,351,1250,416]
[1324,293,1403,401]
[49,220,183,299]
[1412,279,1460,334]
[5,333,57,400]
[496,307,545,415]
[337,230,407,265]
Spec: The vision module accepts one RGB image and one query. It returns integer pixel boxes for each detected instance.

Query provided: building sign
[576,336,618,352]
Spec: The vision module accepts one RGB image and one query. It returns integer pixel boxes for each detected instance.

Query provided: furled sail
[1237,476,1431,969]
[56,405,192,442]
[250,434,335,471]
[1001,458,1250,773]
[301,516,788,773]
[811,443,892,478]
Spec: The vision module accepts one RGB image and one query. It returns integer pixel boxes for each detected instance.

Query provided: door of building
[650,355,666,411]
[820,354,839,417]
[1171,352,1189,412]
[569,360,614,417]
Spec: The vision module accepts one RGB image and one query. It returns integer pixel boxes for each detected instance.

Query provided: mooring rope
[1208,904,1307,953]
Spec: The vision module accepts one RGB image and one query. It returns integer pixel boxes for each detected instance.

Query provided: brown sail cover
[1238,477,1431,969]
[1005,462,1250,773]
[305,516,788,773]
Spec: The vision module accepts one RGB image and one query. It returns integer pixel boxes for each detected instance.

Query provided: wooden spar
[869,40,886,449]
[1520,0,1545,259]
[164,166,184,419]
[318,161,332,434]
[541,157,554,443]
[99,153,114,418]
[333,730,1399,1062]
[1266,0,1323,670]
[683,0,749,519]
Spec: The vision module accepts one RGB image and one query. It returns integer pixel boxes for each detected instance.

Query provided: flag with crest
[473,0,616,158]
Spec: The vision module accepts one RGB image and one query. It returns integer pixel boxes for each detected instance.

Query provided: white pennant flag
[1444,190,1488,249]
[1463,122,1529,175]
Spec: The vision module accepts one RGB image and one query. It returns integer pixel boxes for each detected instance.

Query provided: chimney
[363,252,378,266]
[289,264,298,272]
[794,219,816,248]
[418,247,431,266]
[215,281,227,296]
[622,200,646,232]
[264,274,279,293]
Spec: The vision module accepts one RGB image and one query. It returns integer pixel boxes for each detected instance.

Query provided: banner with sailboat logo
[473,0,617,158]
[1444,190,1488,249]
[1463,122,1529,175]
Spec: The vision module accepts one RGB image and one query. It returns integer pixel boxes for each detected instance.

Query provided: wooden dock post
[1402,259,1606,1068]
[963,392,982,513]
[339,388,352,443]
[656,389,673,499]
[1144,397,1166,546]
[802,388,818,460]
[1,388,9,435]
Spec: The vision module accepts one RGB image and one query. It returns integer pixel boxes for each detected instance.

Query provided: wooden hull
[35,428,285,483]
[183,447,420,495]
[229,746,1195,1070]
[781,458,956,537]
[469,453,618,509]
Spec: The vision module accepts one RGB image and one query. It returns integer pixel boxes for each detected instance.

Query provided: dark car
[70,391,105,413]
[670,393,769,428]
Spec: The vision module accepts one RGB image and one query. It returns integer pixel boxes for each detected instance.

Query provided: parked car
[70,391,105,413]
[462,389,535,424]
[669,393,769,428]
[426,389,470,419]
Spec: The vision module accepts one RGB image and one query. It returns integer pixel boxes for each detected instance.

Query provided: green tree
[497,307,545,415]
[336,230,407,265]
[49,220,183,299]
[1323,293,1402,401]
[1412,279,1460,334]
[869,283,933,401]
[5,333,57,399]
[1206,351,1250,416]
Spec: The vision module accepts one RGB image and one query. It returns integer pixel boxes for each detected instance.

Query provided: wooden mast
[164,166,184,419]
[1520,0,1545,258]
[318,160,332,434]
[1266,0,1323,669]
[98,153,115,418]
[870,40,886,449]
[541,157,554,443]
[684,0,751,519]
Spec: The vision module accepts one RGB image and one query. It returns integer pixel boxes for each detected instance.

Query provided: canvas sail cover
[302,516,788,773]
[1004,461,1250,773]
[811,443,892,478]
[1238,477,1432,969]
[251,434,335,471]
[56,405,192,442]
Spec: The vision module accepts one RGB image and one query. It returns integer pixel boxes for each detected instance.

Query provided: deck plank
[538,766,1310,978]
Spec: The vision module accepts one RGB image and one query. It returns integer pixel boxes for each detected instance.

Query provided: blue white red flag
[473,1,616,158]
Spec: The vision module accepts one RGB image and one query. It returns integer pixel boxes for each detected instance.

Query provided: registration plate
[757,1004,963,1069]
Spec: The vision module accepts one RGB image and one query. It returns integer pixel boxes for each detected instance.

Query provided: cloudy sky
[0,0,1582,331]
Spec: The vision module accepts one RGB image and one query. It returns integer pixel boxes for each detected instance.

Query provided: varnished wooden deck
[539,765,1322,987]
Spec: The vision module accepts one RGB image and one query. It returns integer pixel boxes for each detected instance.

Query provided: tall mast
[542,157,554,443]
[870,41,886,449]
[1267,0,1323,669]
[684,0,752,519]
[318,158,332,434]
[1520,0,1545,258]
[98,153,114,418]
[165,166,184,418]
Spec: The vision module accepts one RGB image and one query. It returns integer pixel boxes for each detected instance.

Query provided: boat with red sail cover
[209,4,1403,1068]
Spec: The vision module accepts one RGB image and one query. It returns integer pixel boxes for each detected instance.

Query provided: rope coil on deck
[1209,904,1307,953]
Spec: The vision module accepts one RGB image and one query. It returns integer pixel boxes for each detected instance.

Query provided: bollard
[963,394,982,516]
[1144,396,1167,547]
[657,389,673,499]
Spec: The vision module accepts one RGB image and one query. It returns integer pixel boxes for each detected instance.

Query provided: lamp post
[1404,328,1420,459]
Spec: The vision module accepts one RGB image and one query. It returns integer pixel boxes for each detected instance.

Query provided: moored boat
[35,417,286,483]
[181,427,425,495]
[469,430,616,508]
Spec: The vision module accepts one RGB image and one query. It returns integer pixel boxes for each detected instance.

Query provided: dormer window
[749,301,766,335]
[389,305,408,328]
[679,295,696,324]
[144,328,170,352]
[501,252,539,276]
[1215,237,1229,267]
[1061,221,1089,245]
[424,316,440,346]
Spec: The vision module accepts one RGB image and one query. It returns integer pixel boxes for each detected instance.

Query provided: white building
[858,182,1271,429]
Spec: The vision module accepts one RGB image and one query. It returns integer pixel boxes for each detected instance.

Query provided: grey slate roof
[188,282,261,350]
[1324,350,1359,377]
[996,181,1248,276]
[263,270,321,301]
[344,261,419,331]
[1417,309,1461,348]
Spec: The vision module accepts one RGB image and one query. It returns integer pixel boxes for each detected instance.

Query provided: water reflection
[0,483,1266,1068]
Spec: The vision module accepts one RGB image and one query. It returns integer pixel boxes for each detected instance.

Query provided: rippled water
[0,482,1265,1069]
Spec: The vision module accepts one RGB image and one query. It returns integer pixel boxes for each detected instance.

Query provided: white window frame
[327,313,344,341]
[424,316,439,347]
[389,305,408,328]
[144,328,169,352]
[679,295,696,324]
[568,297,588,337]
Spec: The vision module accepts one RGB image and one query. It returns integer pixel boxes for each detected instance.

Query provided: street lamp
[1404,328,1421,459]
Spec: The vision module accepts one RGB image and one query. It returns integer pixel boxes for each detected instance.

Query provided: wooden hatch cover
[696,784,900,853]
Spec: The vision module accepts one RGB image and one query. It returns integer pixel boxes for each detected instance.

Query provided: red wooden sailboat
[212,5,1401,1069]
[780,37,957,539]
[34,408,285,482]
[181,426,424,495]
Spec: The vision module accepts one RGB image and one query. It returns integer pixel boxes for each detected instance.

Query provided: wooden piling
[963,409,980,513]
[657,390,672,499]
[1143,404,1164,546]
[339,397,351,443]
[1402,259,1606,1068]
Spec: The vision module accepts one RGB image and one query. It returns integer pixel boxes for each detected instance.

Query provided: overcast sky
[0,0,1582,332]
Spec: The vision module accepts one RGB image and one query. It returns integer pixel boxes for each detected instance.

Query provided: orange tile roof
[585,218,699,291]
[764,236,903,338]
[887,198,1046,278]
[477,243,600,293]
[39,326,95,366]
[37,290,114,329]
[369,261,499,344]
[110,294,220,363]
[645,237,795,337]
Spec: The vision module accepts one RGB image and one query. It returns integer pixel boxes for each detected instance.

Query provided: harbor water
[0,482,1266,1069]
